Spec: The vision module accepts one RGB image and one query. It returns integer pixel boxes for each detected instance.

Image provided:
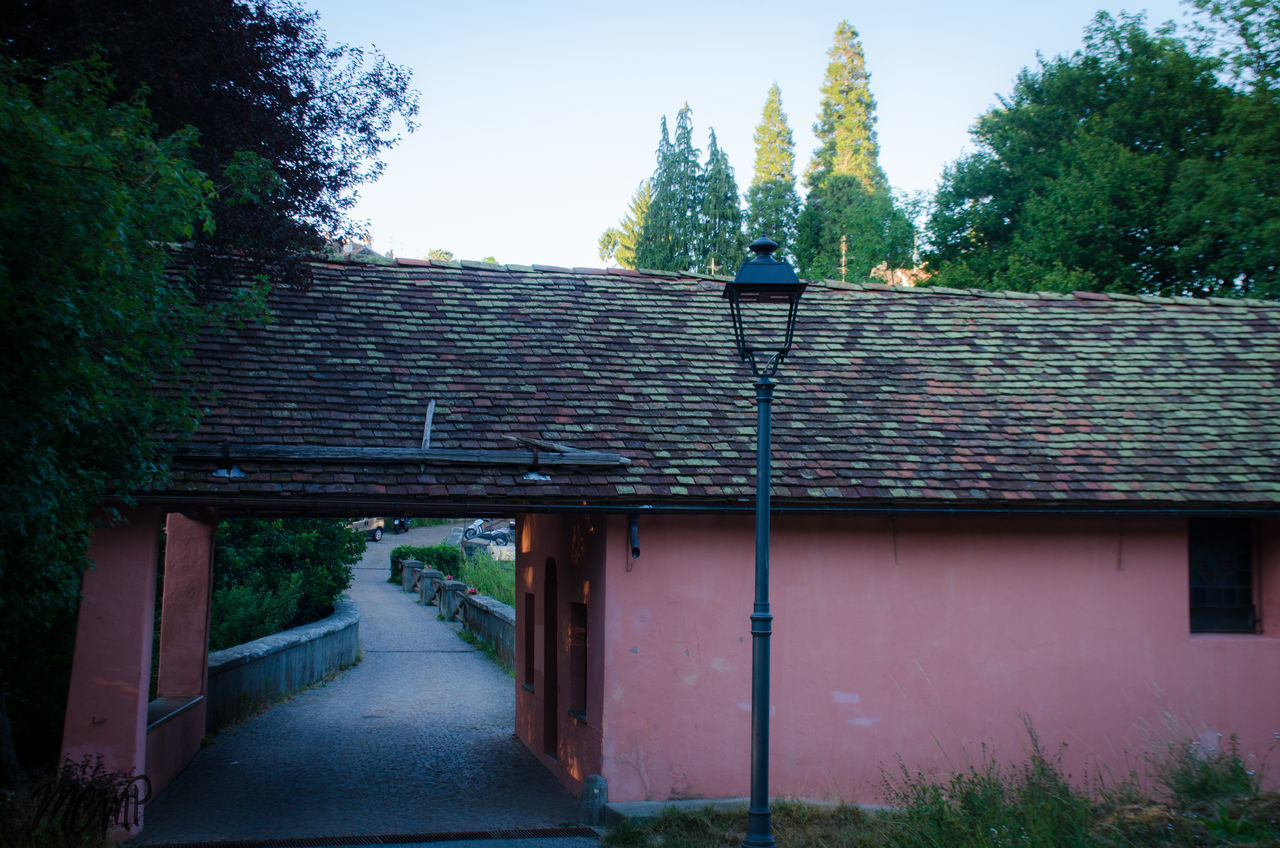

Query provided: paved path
[134,524,585,846]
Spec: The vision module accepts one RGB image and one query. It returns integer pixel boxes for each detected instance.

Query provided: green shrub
[388,543,462,583]
[209,518,362,650]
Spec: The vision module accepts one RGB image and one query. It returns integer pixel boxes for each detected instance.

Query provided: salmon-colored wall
[588,512,1280,804]
[62,508,162,804]
[514,514,606,795]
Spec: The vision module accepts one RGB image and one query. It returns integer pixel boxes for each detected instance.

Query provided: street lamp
[723,237,806,848]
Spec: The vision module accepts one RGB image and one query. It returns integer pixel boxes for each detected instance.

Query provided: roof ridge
[806,278,1280,309]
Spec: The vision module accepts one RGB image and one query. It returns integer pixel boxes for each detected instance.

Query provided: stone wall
[462,593,515,668]
[206,599,359,731]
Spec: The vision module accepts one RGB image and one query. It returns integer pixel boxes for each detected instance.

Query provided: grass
[603,730,1280,848]
[456,548,515,607]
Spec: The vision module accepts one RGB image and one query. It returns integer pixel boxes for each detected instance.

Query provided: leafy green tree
[636,105,704,272]
[598,180,652,268]
[0,57,220,783]
[699,130,744,275]
[427,248,456,262]
[1,0,419,279]
[210,519,362,650]
[796,21,912,281]
[744,84,801,260]
[1190,0,1279,90]
[922,12,1277,298]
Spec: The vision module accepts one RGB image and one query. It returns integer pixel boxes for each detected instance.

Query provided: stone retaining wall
[404,565,514,670]
[206,599,359,731]
[461,593,515,668]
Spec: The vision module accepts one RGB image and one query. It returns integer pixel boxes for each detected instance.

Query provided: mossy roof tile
[157,257,1280,514]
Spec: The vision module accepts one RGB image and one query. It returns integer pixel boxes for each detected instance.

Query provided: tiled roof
[151,256,1280,513]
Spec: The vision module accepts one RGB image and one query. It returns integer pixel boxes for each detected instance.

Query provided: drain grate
[149,826,599,848]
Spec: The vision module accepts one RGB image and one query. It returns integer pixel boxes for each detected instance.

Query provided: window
[568,602,588,720]
[1189,518,1256,633]
[523,593,535,688]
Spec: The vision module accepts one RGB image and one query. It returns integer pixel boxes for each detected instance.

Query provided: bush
[388,543,462,583]
[209,518,362,650]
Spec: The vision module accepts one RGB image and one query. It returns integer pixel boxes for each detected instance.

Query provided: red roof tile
[149,258,1280,515]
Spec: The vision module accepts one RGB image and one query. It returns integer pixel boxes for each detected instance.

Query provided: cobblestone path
[134,524,582,844]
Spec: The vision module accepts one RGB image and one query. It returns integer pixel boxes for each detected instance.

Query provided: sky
[305,0,1196,268]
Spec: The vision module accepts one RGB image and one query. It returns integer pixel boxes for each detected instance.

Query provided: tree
[805,21,886,194]
[427,248,456,262]
[795,21,912,281]
[0,0,419,280]
[921,12,1278,299]
[598,180,652,268]
[633,105,744,274]
[635,106,703,272]
[698,130,744,275]
[1190,0,1280,91]
[0,57,223,782]
[743,84,801,260]
[210,519,362,651]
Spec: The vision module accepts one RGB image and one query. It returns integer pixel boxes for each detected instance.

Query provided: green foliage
[805,21,887,195]
[744,84,801,259]
[699,130,744,275]
[636,106,703,273]
[880,732,1095,848]
[922,11,1279,299]
[603,728,1280,848]
[796,22,913,282]
[427,248,455,262]
[1190,0,1280,91]
[599,180,652,268]
[209,519,361,650]
[458,549,516,608]
[388,543,463,583]
[1153,734,1259,805]
[796,178,915,281]
[0,56,215,670]
[634,105,744,275]
[0,0,419,263]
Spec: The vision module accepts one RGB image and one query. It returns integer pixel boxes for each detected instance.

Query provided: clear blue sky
[306,0,1194,268]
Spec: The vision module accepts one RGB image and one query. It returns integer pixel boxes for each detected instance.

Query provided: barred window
[1189,518,1255,633]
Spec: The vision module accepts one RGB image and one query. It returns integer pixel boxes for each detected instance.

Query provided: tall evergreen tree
[796,21,913,281]
[636,104,703,272]
[598,179,652,268]
[805,21,886,194]
[744,83,801,258]
[699,130,744,275]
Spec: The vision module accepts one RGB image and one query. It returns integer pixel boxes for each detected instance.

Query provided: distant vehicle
[392,517,412,534]
[463,518,513,546]
[350,517,384,542]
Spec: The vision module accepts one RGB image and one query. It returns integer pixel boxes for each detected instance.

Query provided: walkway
[133,523,587,846]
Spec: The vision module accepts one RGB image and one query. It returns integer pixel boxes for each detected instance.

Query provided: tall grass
[457,548,515,607]
[603,727,1280,848]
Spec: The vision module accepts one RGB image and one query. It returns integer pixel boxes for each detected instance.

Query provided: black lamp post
[722,237,806,848]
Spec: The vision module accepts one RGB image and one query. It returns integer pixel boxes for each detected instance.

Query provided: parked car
[349,517,384,542]
[391,517,412,534]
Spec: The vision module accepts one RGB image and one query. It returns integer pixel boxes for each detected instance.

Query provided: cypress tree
[699,129,744,275]
[744,83,801,257]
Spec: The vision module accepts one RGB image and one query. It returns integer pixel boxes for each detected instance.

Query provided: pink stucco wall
[515,514,607,795]
[584,512,1280,804]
